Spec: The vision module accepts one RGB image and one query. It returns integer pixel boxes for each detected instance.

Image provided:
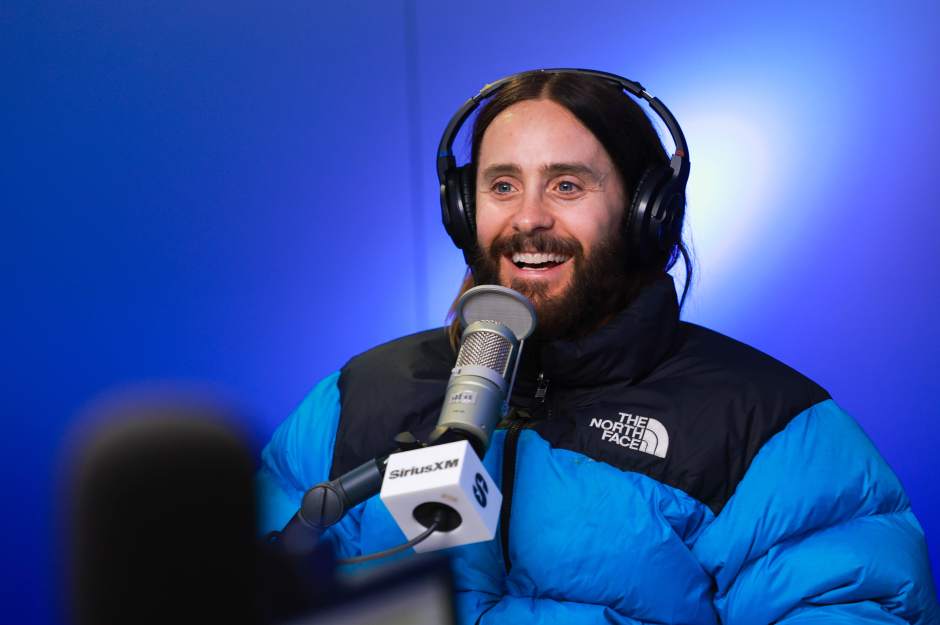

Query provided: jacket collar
[512,275,679,399]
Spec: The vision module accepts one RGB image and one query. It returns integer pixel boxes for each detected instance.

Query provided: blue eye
[557,181,580,193]
[494,182,514,194]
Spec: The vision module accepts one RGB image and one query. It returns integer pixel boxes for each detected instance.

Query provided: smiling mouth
[510,251,571,270]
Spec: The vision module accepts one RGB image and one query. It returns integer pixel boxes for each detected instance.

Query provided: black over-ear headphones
[437,68,690,266]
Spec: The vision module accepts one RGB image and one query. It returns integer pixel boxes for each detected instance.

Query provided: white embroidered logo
[589,412,669,458]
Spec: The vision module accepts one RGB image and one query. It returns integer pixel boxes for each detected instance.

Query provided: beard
[469,229,640,341]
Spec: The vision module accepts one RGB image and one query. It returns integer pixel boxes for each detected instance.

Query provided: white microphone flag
[380,440,501,552]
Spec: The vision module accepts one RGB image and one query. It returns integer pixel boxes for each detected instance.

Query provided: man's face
[473,98,628,338]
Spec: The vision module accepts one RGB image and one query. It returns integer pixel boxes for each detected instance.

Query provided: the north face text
[590,412,670,458]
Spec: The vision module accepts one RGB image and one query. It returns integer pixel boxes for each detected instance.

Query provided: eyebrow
[480,163,522,180]
[480,162,603,181]
[542,162,601,181]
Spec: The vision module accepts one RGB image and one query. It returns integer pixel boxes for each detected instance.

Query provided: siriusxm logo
[387,458,459,479]
[472,472,489,507]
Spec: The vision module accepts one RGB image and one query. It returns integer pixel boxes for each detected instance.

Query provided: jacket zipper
[500,372,549,575]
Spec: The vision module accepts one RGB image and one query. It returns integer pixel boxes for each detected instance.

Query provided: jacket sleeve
[692,399,939,625]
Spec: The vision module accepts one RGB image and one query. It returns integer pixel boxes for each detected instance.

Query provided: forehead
[478,98,609,168]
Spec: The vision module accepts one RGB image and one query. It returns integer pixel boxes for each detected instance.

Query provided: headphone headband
[436,68,689,186]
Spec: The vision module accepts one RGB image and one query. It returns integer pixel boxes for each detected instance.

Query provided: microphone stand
[274,432,423,554]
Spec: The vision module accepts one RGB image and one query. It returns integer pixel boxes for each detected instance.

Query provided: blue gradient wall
[3,2,937,622]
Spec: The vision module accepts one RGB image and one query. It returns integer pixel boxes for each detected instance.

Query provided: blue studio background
[3,1,938,622]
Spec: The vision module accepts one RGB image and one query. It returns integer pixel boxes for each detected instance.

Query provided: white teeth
[511,252,569,265]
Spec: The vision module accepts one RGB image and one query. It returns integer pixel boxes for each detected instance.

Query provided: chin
[506,275,568,307]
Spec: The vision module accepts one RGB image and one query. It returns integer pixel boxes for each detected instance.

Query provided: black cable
[337,515,443,565]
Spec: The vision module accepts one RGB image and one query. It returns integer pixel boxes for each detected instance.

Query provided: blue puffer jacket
[257,278,939,624]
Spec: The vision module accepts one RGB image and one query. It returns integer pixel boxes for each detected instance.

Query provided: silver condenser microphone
[430,285,537,456]
[380,285,537,552]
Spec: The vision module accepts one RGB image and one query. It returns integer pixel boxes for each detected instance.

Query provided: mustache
[487,231,583,260]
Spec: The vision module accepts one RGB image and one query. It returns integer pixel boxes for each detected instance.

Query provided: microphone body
[431,319,519,457]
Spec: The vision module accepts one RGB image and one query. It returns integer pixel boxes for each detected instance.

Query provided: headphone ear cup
[652,181,685,256]
[458,165,476,238]
[442,165,476,252]
[625,166,669,263]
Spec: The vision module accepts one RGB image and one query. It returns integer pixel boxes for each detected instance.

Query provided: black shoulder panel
[330,321,830,515]
[532,323,831,514]
[331,328,454,479]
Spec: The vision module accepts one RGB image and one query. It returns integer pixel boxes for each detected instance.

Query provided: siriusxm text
[387,459,459,479]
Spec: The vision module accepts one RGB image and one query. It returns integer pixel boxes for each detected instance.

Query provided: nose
[511,190,554,235]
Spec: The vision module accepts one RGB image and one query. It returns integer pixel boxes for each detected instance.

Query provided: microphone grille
[457,285,536,340]
[456,327,512,376]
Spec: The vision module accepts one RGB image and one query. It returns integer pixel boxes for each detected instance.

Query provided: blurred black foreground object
[65,389,455,625]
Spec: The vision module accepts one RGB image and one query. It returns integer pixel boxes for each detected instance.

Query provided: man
[257,70,939,624]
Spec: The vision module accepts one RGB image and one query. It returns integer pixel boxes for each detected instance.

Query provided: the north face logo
[589,412,669,458]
